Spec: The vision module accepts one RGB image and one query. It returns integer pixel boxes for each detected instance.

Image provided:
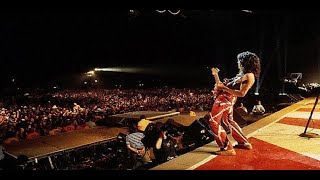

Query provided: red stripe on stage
[277,117,320,129]
[196,137,320,170]
[297,108,320,112]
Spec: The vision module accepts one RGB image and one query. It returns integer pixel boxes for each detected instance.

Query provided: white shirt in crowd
[252,101,266,114]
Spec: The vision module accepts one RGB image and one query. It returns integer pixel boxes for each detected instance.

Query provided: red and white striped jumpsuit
[209,79,249,151]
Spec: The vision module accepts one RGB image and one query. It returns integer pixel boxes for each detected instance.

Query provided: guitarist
[208,51,261,156]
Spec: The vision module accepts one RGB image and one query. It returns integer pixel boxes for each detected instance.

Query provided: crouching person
[153,125,178,164]
[126,120,152,170]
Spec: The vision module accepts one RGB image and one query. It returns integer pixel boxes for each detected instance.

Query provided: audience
[0,88,215,143]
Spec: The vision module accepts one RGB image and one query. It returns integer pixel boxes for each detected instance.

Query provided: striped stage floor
[151,97,320,170]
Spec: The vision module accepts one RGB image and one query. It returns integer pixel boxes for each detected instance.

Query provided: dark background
[1,10,320,94]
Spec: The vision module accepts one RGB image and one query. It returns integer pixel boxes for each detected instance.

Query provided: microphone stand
[299,94,320,138]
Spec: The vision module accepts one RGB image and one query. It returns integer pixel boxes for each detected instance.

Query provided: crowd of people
[0,88,215,145]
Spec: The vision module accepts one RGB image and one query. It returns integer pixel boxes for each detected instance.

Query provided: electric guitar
[211,68,242,98]
[211,68,223,98]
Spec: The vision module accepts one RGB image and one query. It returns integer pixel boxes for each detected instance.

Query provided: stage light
[129,10,139,15]
[85,70,95,77]
[156,10,166,13]
[168,10,180,15]
[241,10,253,13]
[156,10,181,15]
[94,67,156,74]
[87,71,94,75]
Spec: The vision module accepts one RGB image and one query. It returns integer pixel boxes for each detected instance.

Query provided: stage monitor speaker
[164,118,185,134]
[185,118,215,147]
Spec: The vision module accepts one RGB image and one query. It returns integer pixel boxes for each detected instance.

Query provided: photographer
[153,124,178,164]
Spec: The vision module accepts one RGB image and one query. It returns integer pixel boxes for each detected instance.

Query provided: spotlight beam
[94,67,160,74]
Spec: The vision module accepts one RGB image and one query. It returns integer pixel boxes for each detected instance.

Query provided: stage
[96,111,181,127]
[111,111,180,120]
[3,127,128,160]
[151,97,320,170]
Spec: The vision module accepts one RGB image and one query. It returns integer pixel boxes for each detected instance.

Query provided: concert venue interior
[1,10,320,171]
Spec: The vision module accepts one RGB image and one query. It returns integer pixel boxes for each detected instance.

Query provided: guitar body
[212,76,241,100]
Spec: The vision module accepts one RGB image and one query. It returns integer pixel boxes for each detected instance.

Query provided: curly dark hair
[237,51,261,79]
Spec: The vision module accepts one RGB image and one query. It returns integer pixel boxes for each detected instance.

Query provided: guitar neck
[213,74,221,84]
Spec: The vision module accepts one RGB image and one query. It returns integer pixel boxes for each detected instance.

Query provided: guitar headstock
[211,67,220,75]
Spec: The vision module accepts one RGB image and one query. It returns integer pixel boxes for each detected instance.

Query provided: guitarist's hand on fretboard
[211,67,223,98]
